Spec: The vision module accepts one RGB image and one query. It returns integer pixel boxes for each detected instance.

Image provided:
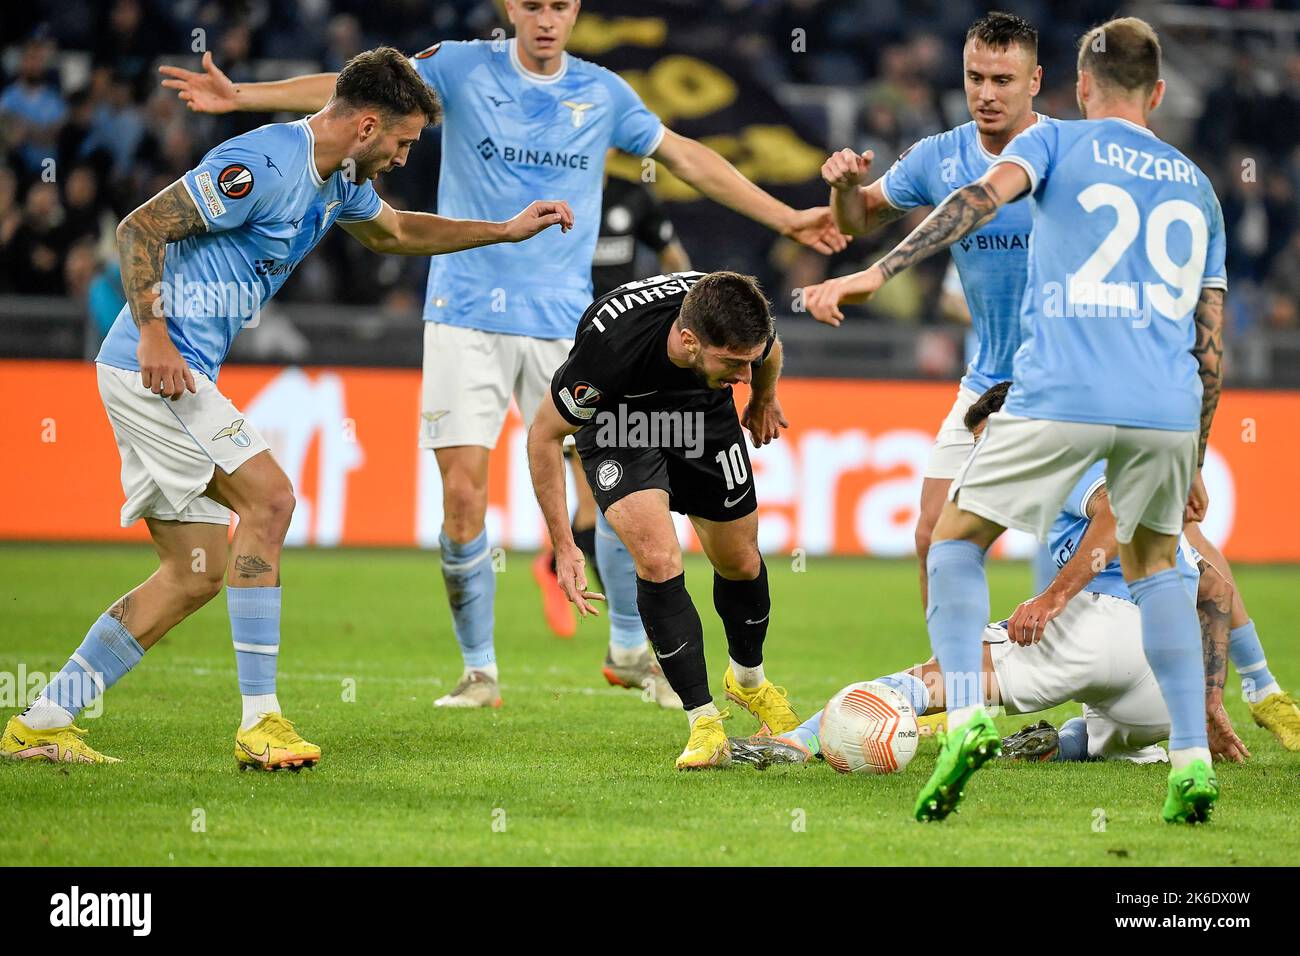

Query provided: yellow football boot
[235,713,320,770]
[675,710,731,770]
[1,715,120,763]
[1251,692,1300,751]
[723,666,800,735]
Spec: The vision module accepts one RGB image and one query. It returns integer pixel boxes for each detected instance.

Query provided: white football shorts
[986,590,1169,763]
[420,322,574,450]
[951,411,1197,543]
[923,384,982,480]
[97,363,267,527]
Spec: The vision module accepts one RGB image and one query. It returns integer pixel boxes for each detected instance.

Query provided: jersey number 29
[1070,183,1208,320]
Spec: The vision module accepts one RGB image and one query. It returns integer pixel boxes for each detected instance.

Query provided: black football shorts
[575,395,757,522]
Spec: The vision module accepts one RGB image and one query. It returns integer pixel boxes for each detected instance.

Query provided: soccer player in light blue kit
[804,18,1228,823]
[165,0,845,709]
[0,49,571,766]
[815,12,1043,609]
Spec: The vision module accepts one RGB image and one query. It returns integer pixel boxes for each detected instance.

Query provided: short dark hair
[1078,17,1161,97]
[966,11,1038,59]
[963,380,1012,433]
[678,272,773,351]
[333,47,442,126]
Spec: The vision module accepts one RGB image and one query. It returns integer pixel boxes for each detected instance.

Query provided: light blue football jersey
[97,120,381,381]
[882,119,1039,395]
[409,39,664,340]
[995,117,1227,431]
[1049,460,1200,602]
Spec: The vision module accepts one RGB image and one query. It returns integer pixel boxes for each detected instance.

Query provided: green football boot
[914,709,1001,822]
[1161,760,1219,824]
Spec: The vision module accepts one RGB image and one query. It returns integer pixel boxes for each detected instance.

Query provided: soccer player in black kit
[527,271,800,769]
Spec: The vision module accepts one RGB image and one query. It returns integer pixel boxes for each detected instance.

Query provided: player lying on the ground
[527,271,800,769]
[160,0,846,714]
[0,48,572,768]
[733,381,1253,768]
[803,18,1227,825]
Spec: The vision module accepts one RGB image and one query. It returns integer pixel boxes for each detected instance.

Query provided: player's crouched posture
[0,48,571,768]
[527,271,799,768]
[734,382,1252,769]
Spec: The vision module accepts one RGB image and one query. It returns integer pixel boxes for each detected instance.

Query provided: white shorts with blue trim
[419,322,574,450]
[96,363,267,527]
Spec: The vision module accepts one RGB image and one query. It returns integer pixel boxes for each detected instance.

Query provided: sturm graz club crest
[596,459,623,491]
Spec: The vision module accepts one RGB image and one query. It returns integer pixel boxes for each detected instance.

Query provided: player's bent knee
[636,549,682,583]
[170,565,225,608]
[714,547,761,581]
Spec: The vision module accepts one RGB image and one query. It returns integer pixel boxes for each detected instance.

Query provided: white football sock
[946,704,984,729]
[1251,680,1282,703]
[686,702,720,726]
[21,696,75,730]
[1169,746,1213,771]
[241,693,280,731]
[730,658,765,688]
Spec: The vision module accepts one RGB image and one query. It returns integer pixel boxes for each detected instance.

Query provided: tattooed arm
[1198,562,1249,763]
[116,180,207,400]
[802,162,1030,326]
[1191,288,1225,468]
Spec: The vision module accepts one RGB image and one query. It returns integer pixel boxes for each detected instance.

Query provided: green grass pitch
[1,543,1295,866]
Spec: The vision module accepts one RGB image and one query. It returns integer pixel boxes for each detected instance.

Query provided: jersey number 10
[715,443,749,491]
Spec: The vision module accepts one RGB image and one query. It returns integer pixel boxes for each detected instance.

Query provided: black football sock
[572,523,599,587]
[713,560,769,669]
[636,573,710,710]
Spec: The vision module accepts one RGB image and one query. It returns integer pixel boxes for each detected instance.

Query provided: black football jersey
[590,178,676,299]
[550,272,772,427]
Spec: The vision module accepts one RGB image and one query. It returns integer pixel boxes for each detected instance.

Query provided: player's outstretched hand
[159,52,238,114]
[505,200,574,242]
[1185,471,1209,524]
[801,277,848,326]
[784,207,849,255]
[822,148,874,191]
[137,329,197,402]
[1007,589,1067,646]
[741,395,789,448]
[1207,702,1250,763]
[554,542,605,618]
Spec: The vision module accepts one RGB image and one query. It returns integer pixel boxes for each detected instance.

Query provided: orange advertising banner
[1,360,1294,560]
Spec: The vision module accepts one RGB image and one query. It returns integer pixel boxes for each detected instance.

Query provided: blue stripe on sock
[228,586,280,695]
[44,614,145,717]
[926,540,990,711]
[440,529,496,668]
[1130,568,1207,751]
[597,512,646,650]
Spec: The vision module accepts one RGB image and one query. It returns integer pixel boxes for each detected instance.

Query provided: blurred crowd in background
[2,0,1298,363]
